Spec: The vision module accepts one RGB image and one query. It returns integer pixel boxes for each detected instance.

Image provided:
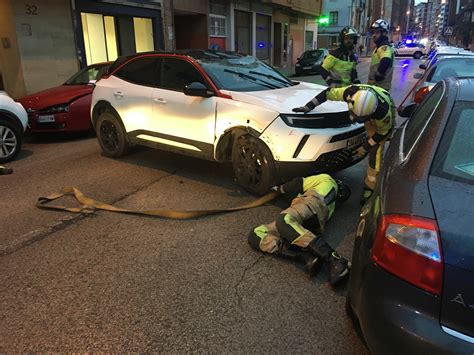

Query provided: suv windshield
[65,63,110,85]
[198,56,293,92]
[301,50,324,59]
[431,101,474,184]
[428,58,474,82]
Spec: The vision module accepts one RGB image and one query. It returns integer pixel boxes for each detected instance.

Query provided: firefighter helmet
[370,19,390,33]
[348,89,378,122]
[340,26,359,43]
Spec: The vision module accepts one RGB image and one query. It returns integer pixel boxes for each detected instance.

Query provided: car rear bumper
[353,262,474,354]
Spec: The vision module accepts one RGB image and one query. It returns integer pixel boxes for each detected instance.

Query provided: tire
[95,111,129,158]
[0,117,22,163]
[231,134,277,196]
[413,51,422,59]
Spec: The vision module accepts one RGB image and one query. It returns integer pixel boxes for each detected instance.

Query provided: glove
[374,71,384,82]
[353,79,361,84]
[292,106,311,113]
[354,146,368,159]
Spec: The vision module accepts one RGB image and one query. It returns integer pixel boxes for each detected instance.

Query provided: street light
[406,10,410,35]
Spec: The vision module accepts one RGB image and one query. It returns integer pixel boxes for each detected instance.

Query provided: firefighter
[368,19,394,91]
[248,174,352,286]
[292,84,395,203]
[0,166,13,175]
[320,26,360,87]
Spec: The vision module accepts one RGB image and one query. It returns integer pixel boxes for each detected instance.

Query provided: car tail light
[413,86,430,103]
[371,214,443,296]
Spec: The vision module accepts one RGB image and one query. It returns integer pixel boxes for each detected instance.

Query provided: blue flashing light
[258,42,265,48]
[406,39,413,44]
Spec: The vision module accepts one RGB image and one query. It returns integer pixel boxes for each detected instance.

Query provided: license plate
[37,115,55,123]
[303,66,312,70]
[347,133,366,148]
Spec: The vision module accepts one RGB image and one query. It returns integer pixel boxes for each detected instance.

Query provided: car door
[150,57,217,157]
[109,57,159,132]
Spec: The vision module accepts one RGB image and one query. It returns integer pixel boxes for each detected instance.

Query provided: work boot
[326,251,351,286]
[297,251,324,277]
[0,166,13,175]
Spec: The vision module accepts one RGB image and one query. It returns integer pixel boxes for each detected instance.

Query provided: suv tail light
[371,214,443,296]
[413,86,430,103]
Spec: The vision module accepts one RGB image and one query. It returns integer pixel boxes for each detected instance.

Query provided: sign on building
[444,27,453,36]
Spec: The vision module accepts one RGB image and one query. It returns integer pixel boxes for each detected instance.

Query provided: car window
[402,83,444,159]
[65,64,109,85]
[301,50,324,59]
[114,57,159,87]
[431,102,474,184]
[427,58,474,82]
[160,58,207,92]
[199,56,292,92]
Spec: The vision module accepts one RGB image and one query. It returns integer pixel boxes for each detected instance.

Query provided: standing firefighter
[248,174,352,286]
[320,26,360,87]
[292,84,395,203]
[368,19,394,91]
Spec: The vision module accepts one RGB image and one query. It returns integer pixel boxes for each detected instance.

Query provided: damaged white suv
[91,50,365,195]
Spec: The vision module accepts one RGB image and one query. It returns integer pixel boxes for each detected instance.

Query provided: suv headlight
[280,111,353,129]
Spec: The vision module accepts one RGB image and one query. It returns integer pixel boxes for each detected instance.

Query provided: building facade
[0,0,321,98]
[318,0,353,49]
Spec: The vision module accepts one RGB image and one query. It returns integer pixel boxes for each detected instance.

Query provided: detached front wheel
[232,134,276,196]
[96,112,129,158]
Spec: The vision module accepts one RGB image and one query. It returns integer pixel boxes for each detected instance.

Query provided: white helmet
[348,90,378,122]
[371,19,390,32]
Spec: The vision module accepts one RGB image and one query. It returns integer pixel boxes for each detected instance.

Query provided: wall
[0,0,25,98]
[262,0,321,16]
[174,0,208,14]
[290,15,305,64]
[11,0,77,95]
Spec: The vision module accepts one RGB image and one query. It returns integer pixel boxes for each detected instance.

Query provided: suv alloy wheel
[0,118,22,163]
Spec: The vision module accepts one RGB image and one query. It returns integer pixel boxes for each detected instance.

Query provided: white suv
[91,50,366,195]
[0,91,28,163]
[395,42,427,59]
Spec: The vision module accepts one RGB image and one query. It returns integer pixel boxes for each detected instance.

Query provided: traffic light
[318,15,329,26]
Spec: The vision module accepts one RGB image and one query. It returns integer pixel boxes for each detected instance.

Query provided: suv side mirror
[184,82,214,97]
[398,103,417,118]
[419,64,426,70]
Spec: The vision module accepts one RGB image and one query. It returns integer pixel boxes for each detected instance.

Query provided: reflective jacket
[368,38,394,91]
[321,48,359,87]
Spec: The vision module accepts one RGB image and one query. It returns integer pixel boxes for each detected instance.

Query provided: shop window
[134,18,154,53]
[329,11,338,25]
[210,15,226,37]
[81,13,108,64]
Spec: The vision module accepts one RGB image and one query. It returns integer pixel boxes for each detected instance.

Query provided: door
[273,22,282,66]
[109,57,159,132]
[151,58,217,156]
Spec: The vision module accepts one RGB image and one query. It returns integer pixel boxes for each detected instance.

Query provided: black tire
[0,117,22,163]
[231,134,277,196]
[413,51,422,59]
[95,111,129,158]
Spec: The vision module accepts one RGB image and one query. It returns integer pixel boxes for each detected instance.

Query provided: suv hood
[223,82,348,114]
[18,85,92,110]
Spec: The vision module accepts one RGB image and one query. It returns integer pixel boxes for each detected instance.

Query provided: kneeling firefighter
[248,174,351,286]
[320,26,360,87]
[292,84,395,203]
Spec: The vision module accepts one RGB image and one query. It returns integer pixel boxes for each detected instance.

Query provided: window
[402,83,444,158]
[210,15,226,37]
[115,57,159,87]
[329,11,338,25]
[428,58,474,82]
[160,58,206,92]
[431,102,474,184]
[66,63,110,85]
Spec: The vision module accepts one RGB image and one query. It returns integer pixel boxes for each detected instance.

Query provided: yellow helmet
[348,90,378,122]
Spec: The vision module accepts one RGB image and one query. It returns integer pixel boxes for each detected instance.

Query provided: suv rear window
[431,101,474,184]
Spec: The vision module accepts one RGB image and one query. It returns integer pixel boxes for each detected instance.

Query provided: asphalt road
[0,57,421,352]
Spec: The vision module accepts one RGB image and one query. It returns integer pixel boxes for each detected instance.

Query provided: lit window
[210,15,226,37]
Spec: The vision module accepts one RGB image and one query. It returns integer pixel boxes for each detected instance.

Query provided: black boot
[280,243,323,276]
[326,251,351,286]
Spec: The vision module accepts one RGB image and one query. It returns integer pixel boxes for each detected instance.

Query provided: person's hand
[374,71,384,81]
[355,146,368,159]
[292,106,311,113]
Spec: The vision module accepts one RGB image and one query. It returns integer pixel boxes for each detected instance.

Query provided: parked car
[420,46,474,71]
[347,78,474,353]
[18,62,111,134]
[91,50,366,195]
[295,49,329,76]
[394,42,426,59]
[399,55,474,108]
[0,91,28,163]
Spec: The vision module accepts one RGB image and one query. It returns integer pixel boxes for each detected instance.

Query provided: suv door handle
[153,98,167,104]
[113,91,124,98]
